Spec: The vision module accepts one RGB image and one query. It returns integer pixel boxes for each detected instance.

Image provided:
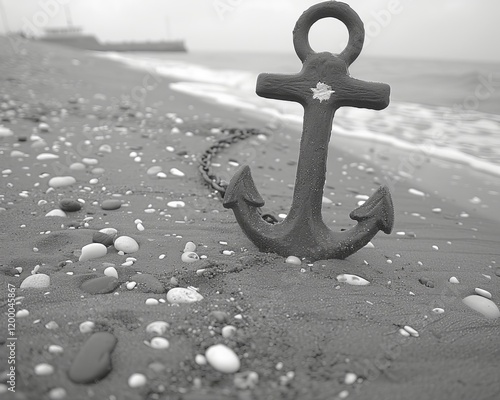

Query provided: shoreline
[1,39,499,400]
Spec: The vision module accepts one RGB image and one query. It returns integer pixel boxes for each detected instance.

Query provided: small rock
[170,167,185,177]
[181,251,199,263]
[449,277,459,284]
[79,321,95,333]
[79,243,107,262]
[92,231,115,247]
[183,241,197,253]
[101,199,122,210]
[167,200,185,208]
[285,256,301,265]
[48,345,64,354]
[81,276,119,295]
[344,372,357,385]
[462,295,500,319]
[149,337,169,349]
[16,309,29,318]
[45,209,67,217]
[336,274,370,286]
[48,176,76,188]
[68,332,117,383]
[146,321,169,336]
[205,344,240,374]
[0,126,13,137]
[147,166,162,175]
[128,373,147,388]
[222,325,237,338]
[131,273,164,293]
[145,298,159,305]
[34,363,54,375]
[20,273,50,289]
[114,236,139,253]
[48,387,67,400]
[166,287,203,304]
[104,266,118,279]
[36,153,59,160]
[59,199,82,212]
[475,288,492,299]
[99,227,118,236]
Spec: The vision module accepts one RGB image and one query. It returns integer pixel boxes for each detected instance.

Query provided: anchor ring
[293,1,365,66]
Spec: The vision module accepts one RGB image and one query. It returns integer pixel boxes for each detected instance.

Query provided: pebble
[222,325,237,338]
[20,273,50,289]
[166,287,204,304]
[147,166,162,175]
[69,162,85,171]
[45,321,59,329]
[181,251,199,263]
[195,354,207,366]
[183,241,197,252]
[114,236,139,253]
[475,288,492,299]
[48,387,67,400]
[48,345,64,354]
[285,256,301,265]
[344,372,357,385]
[79,243,107,262]
[126,281,136,290]
[79,321,95,333]
[36,153,59,161]
[205,344,240,374]
[167,200,185,208]
[59,198,82,212]
[432,308,445,314]
[145,298,159,305]
[80,276,119,295]
[128,373,147,388]
[104,266,118,279]
[0,126,13,137]
[92,231,115,247]
[462,295,500,319]
[336,274,370,286]
[149,337,170,349]
[449,277,459,284]
[408,188,425,197]
[101,199,122,210]
[130,273,165,293]
[146,321,169,335]
[234,371,259,390]
[98,144,112,153]
[99,227,118,236]
[16,309,29,318]
[403,325,419,337]
[170,167,185,177]
[38,122,51,132]
[34,363,54,375]
[68,332,117,383]
[45,209,67,217]
[48,176,76,188]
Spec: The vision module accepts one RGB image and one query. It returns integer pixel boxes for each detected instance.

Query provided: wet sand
[1,37,499,400]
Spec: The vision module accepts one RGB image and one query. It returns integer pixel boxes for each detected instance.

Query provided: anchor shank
[287,103,336,222]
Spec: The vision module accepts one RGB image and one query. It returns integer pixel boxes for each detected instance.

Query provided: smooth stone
[285,255,301,265]
[166,287,203,304]
[98,144,112,153]
[68,332,117,384]
[114,236,139,253]
[128,373,147,388]
[183,241,197,252]
[0,126,13,137]
[147,166,162,175]
[167,200,185,208]
[79,321,95,333]
[99,227,118,236]
[45,209,67,217]
[475,288,492,299]
[149,337,169,349]
[131,274,164,294]
[36,153,59,161]
[449,276,459,284]
[170,167,185,177]
[181,252,199,263]
[336,274,370,286]
[34,363,54,375]
[79,243,107,262]
[59,198,82,212]
[48,176,76,188]
[69,162,86,171]
[92,231,115,247]
[20,273,50,289]
[104,266,118,279]
[221,325,237,338]
[146,321,169,335]
[462,295,500,319]
[101,199,122,210]
[145,298,159,305]
[205,344,240,374]
[81,276,119,294]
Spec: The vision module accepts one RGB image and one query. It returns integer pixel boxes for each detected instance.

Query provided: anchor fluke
[349,185,394,234]
[223,165,265,209]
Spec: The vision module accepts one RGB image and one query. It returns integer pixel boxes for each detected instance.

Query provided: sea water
[97,51,500,177]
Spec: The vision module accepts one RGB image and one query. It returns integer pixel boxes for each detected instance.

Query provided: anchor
[223,1,394,261]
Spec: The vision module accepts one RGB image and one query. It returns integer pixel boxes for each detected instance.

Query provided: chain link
[198,128,279,224]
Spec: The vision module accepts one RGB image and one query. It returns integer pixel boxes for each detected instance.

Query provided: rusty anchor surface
[223,1,394,261]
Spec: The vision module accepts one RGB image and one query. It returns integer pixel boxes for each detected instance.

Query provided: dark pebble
[92,231,115,247]
[81,276,120,295]
[101,199,122,210]
[130,273,165,293]
[419,277,435,288]
[59,198,82,212]
[495,267,500,277]
[68,331,117,384]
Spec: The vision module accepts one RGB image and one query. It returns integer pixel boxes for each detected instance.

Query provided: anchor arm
[256,72,310,105]
[334,76,390,110]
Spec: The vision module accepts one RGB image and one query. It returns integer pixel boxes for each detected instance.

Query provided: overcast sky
[1,0,498,62]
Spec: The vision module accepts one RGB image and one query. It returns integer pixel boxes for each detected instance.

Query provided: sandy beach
[1,37,500,400]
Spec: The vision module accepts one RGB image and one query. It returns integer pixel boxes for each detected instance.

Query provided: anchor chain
[198,128,279,224]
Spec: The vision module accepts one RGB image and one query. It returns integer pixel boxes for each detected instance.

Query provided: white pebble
[36,153,59,161]
[449,276,459,284]
[403,325,419,337]
[48,387,67,400]
[145,298,159,305]
[128,373,147,388]
[408,188,425,197]
[475,288,492,299]
[336,274,370,286]
[79,321,95,333]
[344,372,357,385]
[166,287,203,304]
[104,266,118,279]
[432,308,445,314]
[399,328,410,337]
[146,321,169,335]
[114,236,139,253]
[149,337,170,349]
[222,325,237,338]
[16,309,29,318]
[79,243,107,262]
[285,256,301,265]
[170,168,185,177]
[462,295,500,319]
[20,273,50,289]
[195,354,207,365]
[34,363,54,375]
[181,251,199,263]
[48,345,64,354]
[45,209,67,217]
[167,200,185,208]
[99,227,117,236]
[126,281,137,290]
[48,176,76,188]
[136,223,145,231]
[205,344,240,374]
[183,241,197,252]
